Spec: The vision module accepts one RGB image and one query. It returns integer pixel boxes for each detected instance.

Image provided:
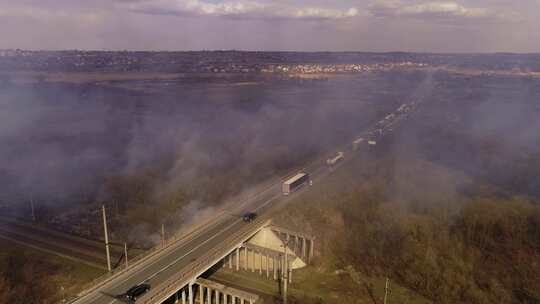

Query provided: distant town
[1,50,539,76]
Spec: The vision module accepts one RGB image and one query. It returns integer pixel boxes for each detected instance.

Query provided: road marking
[135,191,282,288]
[87,215,236,302]
[138,217,244,285]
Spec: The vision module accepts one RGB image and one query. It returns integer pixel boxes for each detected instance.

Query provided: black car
[242,212,257,222]
[125,283,151,302]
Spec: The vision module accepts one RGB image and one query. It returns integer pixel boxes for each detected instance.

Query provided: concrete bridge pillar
[244,247,248,271]
[265,253,269,278]
[259,251,263,275]
[182,289,186,304]
[188,283,194,304]
[206,286,211,304]
[273,256,277,280]
[236,247,240,271]
[250,249,255,272]
[301,237,306,259]
[309,239,314,262]
[228,252,233,269]
[289,261,293,284]
[215,290,219,304]
[199,285,204,304]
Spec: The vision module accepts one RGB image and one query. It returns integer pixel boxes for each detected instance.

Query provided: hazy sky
[0,0,538,52]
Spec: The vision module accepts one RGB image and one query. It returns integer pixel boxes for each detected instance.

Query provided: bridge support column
[244,247,248,271]
[250,249,255,272]
[273,256,277,280]
[236,247,240,271]
[215,290,219,304]
[199,285,204,304]
[182,289,186,304]
[228,252,233,268]
[309,239,314,262]
[259,251,263,275]
[188,283,194,304]
[265,254,269,278]
[289,261,293,284]
[301,237,306,259]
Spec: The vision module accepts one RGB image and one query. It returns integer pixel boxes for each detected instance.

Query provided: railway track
[0,218,124,270]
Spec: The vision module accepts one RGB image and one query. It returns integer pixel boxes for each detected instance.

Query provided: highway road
[71,99,420,304]
[72,178,287,304]
[71,137,356,304]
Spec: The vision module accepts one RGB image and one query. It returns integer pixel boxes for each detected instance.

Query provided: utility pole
[60,286,65,303]
[282,241,289,304]
[384,277,389,304]
[30,198,36,222]
[161,223,165,247]
[124,242,129,268]
[102,205,112,272]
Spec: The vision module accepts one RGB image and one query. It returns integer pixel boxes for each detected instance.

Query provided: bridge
[71,168,319,304]
[70,100,419,304]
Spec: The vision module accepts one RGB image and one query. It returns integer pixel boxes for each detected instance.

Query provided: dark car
[242,212,257,222]
[125,283,151,302]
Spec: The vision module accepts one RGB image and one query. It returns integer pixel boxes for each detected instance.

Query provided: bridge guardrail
[139,218,272,304]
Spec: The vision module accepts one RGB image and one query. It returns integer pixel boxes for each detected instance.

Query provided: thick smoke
[0,74,400,219]
[387,71,540,208]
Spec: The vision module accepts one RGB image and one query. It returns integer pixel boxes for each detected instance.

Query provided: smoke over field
[2,64,540,247]
[0,71,429,239]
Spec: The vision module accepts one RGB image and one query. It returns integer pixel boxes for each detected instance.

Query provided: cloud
[369,1,519,23]
[0,4,105,23]
[119,0,358,20]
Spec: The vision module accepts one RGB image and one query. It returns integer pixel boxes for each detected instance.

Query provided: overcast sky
[0,0,538,52]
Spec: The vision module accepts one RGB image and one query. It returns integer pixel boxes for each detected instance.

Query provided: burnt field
[393,72,540,199]
[1,68,539,246]
[0,70,426,244]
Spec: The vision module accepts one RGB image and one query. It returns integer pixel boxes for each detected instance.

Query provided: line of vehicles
[279,101,419,196]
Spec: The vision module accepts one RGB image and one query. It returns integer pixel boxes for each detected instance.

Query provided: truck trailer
[326,152,344,166]
[282,172,310,195]
[352,138,364,150]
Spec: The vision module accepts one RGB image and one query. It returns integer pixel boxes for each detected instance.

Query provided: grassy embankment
[0,238,104,303]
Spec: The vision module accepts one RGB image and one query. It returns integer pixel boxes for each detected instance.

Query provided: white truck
[282,172,311,195]
[352,138,364,150]
[326,152,344,166]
